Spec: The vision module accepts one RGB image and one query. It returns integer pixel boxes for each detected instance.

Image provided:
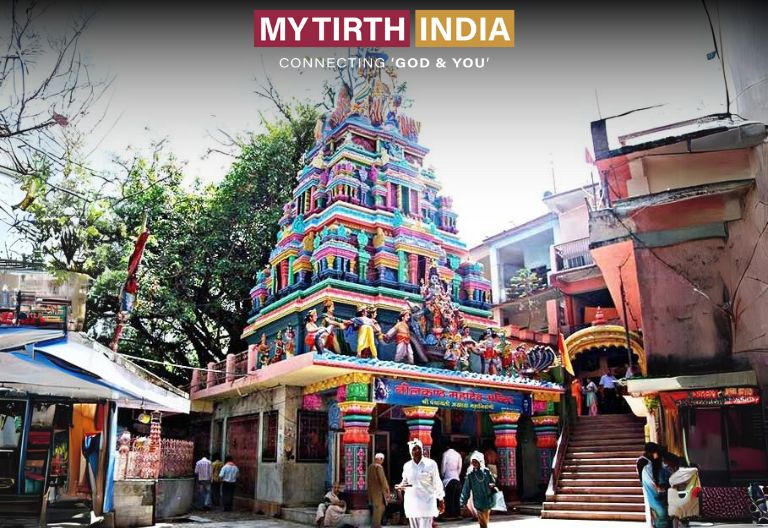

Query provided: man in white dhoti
[395,439,445,528]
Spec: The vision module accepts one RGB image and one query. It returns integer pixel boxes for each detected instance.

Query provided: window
[261,411,278,462]
[684,405,768,485]
[297,411,328,462]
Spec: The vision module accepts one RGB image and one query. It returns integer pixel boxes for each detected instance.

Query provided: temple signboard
[373,378,522,412]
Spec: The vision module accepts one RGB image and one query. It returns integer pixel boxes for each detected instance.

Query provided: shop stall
[0,328,190,526]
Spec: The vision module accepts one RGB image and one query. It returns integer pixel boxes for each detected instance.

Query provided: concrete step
[551,494,644,504]
[282,507,317,526]
[565,448,642,457]
[542,509,646,521]
[543,501,645,513]
[559,478,641,487]
[571,429,645,442]
[568,436,644,449]
[565,456,638,465]
[558,486,643,495]
[561,471,638,479]
[568,441,644,450]
[563,463,637,472]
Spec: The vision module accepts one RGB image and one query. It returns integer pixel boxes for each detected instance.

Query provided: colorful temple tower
[242,56,494,356]
[191,52,563,517]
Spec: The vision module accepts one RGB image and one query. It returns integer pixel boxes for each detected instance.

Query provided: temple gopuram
[190,51,564,520]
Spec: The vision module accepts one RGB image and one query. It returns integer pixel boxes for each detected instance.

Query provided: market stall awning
[1,348,131,401]
[0,329,190,413]
[627,370,757,395]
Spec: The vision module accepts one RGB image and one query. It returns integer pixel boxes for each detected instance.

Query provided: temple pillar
[403,406,438,458]
[532,415,559,486]
[338,397,376,509]
[397,251,407,283]
[490,411,521,493]
[358,252,370,282]
[288,256,296,286]
[408,254,419,284]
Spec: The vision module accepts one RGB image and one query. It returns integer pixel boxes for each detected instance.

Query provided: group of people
[318,440,503,528]
[193,453,240,512]
[571,366,634,416]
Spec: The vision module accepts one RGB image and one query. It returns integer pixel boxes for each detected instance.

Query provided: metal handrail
[545,421,570,500]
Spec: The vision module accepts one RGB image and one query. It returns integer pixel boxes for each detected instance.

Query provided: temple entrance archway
[564,324,645,377]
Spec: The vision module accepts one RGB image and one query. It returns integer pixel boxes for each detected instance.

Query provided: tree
[506,268,546,330]
[83,104,319,384]
[1,1,110,259]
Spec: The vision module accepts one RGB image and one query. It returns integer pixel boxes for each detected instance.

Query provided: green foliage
[506,268,545,300]
[15,103,319,385]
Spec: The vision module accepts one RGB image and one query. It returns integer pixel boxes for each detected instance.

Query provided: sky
[2,1,728,250]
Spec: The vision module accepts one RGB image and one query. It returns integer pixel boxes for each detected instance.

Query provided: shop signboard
[373,378,522,412]
[661,387,760,408]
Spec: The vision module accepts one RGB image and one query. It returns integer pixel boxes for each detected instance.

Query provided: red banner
[254,10,410,47]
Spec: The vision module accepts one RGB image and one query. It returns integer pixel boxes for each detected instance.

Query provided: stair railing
[545,422,570,500]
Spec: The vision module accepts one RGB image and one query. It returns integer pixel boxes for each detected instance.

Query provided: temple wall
[633,146,768,378]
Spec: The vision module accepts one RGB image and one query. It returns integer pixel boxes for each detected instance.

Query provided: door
[226,415,259,498]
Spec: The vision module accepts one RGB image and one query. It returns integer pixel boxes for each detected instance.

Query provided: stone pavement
[150,511,754,528]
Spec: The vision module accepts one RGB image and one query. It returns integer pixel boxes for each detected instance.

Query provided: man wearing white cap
[395,439,445,528]
[367,453,390,528]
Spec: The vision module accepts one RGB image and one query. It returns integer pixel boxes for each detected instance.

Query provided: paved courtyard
[151,511,753,528]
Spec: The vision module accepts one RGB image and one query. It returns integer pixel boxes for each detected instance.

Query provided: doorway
[516,415,541,501]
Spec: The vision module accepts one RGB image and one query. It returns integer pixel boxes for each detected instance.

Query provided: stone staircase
[542,414,646,522]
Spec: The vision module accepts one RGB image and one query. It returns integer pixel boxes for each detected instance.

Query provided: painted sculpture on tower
[383,309,415,364]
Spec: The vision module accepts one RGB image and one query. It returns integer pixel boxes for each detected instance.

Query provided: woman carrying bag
[459,452,503,528]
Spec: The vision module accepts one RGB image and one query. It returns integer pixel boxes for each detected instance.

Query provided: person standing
[218,456,239,512]
[571,378,584,417]
[396,439,445,528]
[367,453,391,528]
[599,368,618,413]
[584,378,599,416]
[460,452,498,528]
[194,453,212,510]
[440,444,462,520]
[210,453,223,507]
[637,443,668,528]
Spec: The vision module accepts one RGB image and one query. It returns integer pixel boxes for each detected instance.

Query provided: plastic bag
[491,490,507,512]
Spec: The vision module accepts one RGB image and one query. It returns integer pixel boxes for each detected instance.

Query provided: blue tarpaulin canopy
[0,328,189,413]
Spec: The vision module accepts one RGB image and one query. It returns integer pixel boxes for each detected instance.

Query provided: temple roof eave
[190,352,564,402]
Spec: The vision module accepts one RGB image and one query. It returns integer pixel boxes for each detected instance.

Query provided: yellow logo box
[415,10,515,48]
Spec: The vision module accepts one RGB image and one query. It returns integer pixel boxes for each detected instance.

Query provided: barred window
[262,411,278,462]
[297,410,328,462]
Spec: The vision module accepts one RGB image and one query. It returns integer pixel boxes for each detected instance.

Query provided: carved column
[338,400,376,507]
[403,406,438,458]
[490,411,521,492]
[408,254,419,285]
[532,415,559,486]
[397,251,408,283]
[288,256,296,286]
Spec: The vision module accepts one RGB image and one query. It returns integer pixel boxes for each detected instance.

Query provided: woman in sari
[637,443,669,528]
[583,378,599,416]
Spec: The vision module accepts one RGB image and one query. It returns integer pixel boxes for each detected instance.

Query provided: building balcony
[553,237,594,272]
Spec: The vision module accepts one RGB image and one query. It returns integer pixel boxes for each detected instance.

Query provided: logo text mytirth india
[253,10,515,48]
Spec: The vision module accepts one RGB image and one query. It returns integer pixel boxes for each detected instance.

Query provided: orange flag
[558,333,575,376]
